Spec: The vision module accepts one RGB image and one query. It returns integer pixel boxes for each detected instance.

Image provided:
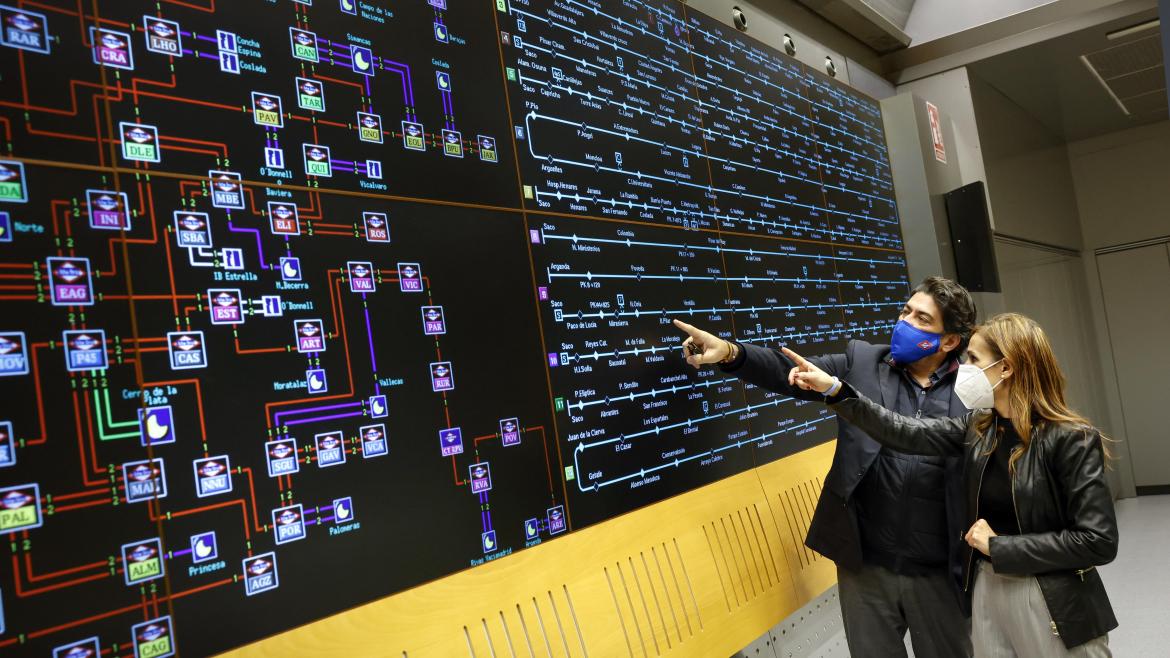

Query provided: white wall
[1065,120,1170,496]
[1068,120,1170,250]
[895,67,1007,317]
[994,240,1125,494]
[903,0,1060,44]
[970,76,1083,249]
[897,68,992,205]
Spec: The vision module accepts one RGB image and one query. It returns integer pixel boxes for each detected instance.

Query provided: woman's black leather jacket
[829,386,1119,649]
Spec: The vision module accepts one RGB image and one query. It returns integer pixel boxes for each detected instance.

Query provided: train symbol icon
[401,121,425,151]
[51,636,100,658]
[268,202,300,235]
[144,16,182,57]
[398,262,423,292]
[272,504,306,544]
[243,553,279,596]
[350,45,374,76]
[296,76,325,111]
[47,256,95,306]
[289,28,318,62]
[193,456,232,497]
[190,531,217,563]
[132,616,175,658]
[62,329,108,372]
[306,368,328,394]
[421,306,446,335]
[91,27,134,70]
[0,421,15,468]
[173,211,211,248]
[86,189,131,230]
[262,295,282,317]
[208,170,245,209]
[294,319,326,353]
[469,462,491,494]
[0,332,29,377]
[441,129,464,158]
[207,288,244,325]
[547,506,567,534]
[360,423,387,458]
[439,427,463,456]
[280,256,302,281]
[121,537,165,586]
[368,395,388,418]
[347,261,376,293]
[0,160,27,202]
[123,458,168,503]
[364,212,390,243]
[138,405,175,446]
[0,483,42,532]
[167,330,207,369]
[430,361,454,391]
[265,439,300,477]
[1,7,50,54]
[302,143,333,177]
[333,497,354,523]
[315,431,346,467]
[252,92,284,127]
[500,418,521,446]
[356,112,383,144]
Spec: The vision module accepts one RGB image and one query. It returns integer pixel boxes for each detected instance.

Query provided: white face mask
[954,359,1004,410]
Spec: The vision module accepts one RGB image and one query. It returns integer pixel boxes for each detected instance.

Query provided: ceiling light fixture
[1079,54,1131,115]
[1106,18,1160,40]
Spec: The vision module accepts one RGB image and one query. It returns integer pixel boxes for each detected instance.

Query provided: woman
[783,313,1118,657]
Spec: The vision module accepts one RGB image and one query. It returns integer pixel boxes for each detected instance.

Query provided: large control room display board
[0,0,907,655]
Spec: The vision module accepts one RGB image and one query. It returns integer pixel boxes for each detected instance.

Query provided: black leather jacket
[829,386,1119,649]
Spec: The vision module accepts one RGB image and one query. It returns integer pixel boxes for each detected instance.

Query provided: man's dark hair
[913,276,977,352]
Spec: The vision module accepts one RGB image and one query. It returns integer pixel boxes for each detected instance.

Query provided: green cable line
[95,388,140,441]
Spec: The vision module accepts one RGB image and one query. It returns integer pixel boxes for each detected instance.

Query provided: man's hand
[672,319,730,369]
[965,519,997,557]
[781,347,835,393]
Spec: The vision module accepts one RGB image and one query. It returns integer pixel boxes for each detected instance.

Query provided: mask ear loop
[985,359,1006,391]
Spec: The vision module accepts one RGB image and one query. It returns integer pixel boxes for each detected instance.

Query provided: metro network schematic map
[0,0,907,654]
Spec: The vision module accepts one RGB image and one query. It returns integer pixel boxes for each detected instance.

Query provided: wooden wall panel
[225,442,837,657]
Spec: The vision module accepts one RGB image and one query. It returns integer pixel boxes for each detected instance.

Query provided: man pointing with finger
[674,276,977,658]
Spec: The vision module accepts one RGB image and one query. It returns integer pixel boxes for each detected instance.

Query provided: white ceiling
[967,8,1166,142]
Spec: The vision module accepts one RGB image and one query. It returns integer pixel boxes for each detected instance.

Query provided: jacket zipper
[963,445,992,592]
[1010,444,1061,638]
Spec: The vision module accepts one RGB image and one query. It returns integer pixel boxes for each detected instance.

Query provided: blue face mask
[889,320,942,365]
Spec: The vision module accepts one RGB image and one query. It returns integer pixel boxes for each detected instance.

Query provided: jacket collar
[878,351,961,410]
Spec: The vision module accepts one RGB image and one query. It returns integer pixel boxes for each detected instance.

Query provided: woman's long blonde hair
[972,313,1108,473]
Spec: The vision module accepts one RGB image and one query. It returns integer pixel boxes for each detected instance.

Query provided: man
[674,277,977,658]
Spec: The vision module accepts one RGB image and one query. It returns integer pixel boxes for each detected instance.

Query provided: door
[1096,243,1170,490]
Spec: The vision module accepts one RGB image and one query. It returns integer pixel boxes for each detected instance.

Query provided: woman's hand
[672,319,730,368]
[965,519,997,557]
[781,347,835,393]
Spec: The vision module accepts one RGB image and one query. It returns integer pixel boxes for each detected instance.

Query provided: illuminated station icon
[243,553,279,596]
[143,16,182,56]
[52,636,101,658]
[132,616,176,658]
[0,7,51,54]
[360,423,388,458]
